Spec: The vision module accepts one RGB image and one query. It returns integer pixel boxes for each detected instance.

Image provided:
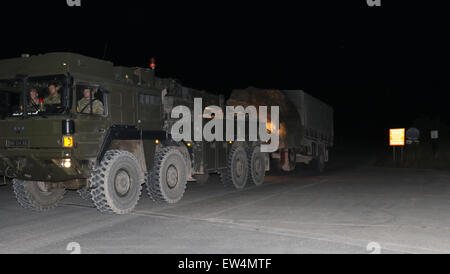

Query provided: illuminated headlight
[51,159,73,168]
[62,159,72,168]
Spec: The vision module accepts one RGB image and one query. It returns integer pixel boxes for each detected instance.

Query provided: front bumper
[0,149,92,182]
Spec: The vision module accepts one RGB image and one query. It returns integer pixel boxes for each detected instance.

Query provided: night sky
[0,1,448,147]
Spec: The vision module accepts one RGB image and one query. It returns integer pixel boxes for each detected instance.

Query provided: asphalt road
[0,154,449,254]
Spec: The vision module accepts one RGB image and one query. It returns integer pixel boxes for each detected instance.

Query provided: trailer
[228,87,334,172]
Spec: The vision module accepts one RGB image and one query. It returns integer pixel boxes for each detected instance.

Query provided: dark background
[0,0,448,149]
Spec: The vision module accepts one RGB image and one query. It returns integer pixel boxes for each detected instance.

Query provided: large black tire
[288,149,297,171]
[12,179,65,211]
[89,150,144,214]
[281,149,296,172]
[314,154,325,174]
[220,144,249,190]
[247,145,266,186]
[77,187,92,202]
[147,147,188,204]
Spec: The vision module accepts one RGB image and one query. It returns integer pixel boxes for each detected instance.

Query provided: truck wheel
[90,150,143,214]
[77,187,92,201]
[221,144,248,190]
[147,147,187,204]
[247,145,266,186]
[288,149,297,171]
[314,154,325,173]
[281,149,297,172]
[12,179,65,211]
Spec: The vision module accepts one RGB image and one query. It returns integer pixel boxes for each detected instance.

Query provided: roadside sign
[431,130,439,140]
[390,128,405,146]
[406,128,420,141]
[406,127,420,145]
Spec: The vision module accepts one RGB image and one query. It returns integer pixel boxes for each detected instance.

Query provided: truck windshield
[0,75,71,118]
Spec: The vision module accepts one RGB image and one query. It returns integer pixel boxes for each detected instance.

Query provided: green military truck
[0,53,267,214]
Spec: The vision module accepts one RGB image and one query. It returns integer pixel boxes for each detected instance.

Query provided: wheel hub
[236,157,244,178]
[166,165,179,189]
[36,181,50,193]
[114,170,131,196]
[254,158,262,175]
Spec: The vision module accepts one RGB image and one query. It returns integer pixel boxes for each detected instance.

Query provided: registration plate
[6,139,29,148]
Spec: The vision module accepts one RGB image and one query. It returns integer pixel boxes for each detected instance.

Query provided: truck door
[73,83,109,159]
[137,91,163,130]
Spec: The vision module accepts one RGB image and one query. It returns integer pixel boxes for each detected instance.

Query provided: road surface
[0,154,449,254]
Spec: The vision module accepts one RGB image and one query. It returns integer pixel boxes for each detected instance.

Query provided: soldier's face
[83,89,91,99]
[30,91,38,100]
[49,85,57,95]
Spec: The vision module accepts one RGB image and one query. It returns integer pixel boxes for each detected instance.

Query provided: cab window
[76,84,106,116]
[28,75,70,115]
[0,75,71,117]
[0,79,22,118]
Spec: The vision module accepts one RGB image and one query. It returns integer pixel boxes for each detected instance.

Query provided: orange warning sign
[390,128,405,146]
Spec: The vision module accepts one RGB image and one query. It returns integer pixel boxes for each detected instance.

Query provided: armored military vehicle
[228,87,334,173]
[0,53,267,214]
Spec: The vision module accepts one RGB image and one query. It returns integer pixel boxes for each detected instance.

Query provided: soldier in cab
[77,87,104,115]
[44,82,61,105]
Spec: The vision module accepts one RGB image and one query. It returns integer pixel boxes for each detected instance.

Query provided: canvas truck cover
[227,87,304,149]
[227,87,333,149]
[282,90,334,147]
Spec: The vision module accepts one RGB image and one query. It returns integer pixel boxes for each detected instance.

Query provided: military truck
[0,53,267,214]
[228,87,334,173]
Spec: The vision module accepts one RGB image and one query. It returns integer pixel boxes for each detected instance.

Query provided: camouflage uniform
[77,98,104,115]
[27,100,40,112]
[44,94,61,105]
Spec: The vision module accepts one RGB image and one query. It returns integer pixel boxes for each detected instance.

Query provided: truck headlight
[52,159,72,168]
[62,159,72,168]
[63,136,74,148]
